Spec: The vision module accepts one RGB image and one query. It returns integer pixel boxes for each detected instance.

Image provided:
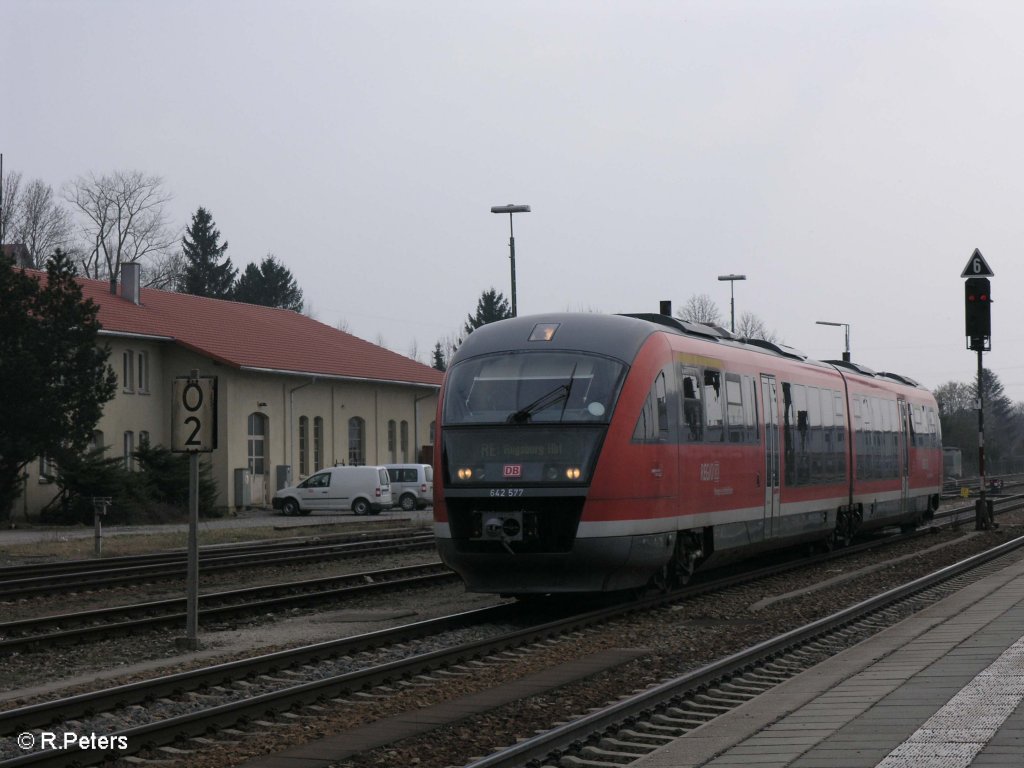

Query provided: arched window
[123,431,135,471]
[299,416,309,476]
[314,417,324,471]
[401,420,409,462]
[388,420,397,463]
[348,417,366,466]
[248,412,267,475]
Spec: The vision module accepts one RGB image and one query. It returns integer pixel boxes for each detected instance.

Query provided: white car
[273,465,392,515]
[384,464,433,511]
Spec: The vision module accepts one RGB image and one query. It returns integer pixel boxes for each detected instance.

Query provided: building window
[429,421,435,444]
[139,430,150,449]
[401,420,409,462]
[388,420,397,463]
[314,417,324,471]
[38,455,54,483]
[299,416,309,476]
[248,412,267,475]
[90,430,104,451]
[348,417,366,466]
[137,351,149,393]
[122,350,135,392]
[123,431,135,471]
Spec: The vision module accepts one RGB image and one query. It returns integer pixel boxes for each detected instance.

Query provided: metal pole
[729,283,735,333]
[185,367,200,649]
[975,350,991,530]
[508,213,517,318]
[94,502,103,558]
[186,452,199,647]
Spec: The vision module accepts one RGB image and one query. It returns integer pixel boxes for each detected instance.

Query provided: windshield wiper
[507,384,570,424]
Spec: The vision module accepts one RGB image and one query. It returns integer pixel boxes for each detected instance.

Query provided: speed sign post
[961,250,995,531]
[172,371,217,650]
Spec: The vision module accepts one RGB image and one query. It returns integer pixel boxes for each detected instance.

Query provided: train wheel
[672,531,705,586]
[833,506,861,547]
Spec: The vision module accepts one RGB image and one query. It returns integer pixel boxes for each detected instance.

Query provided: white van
[384,464,433,511]
[273,466,392,516]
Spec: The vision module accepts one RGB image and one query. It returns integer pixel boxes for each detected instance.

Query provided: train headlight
[457,467,473,480]
[565,467,581,480]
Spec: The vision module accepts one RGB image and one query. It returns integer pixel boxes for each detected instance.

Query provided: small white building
[21,264,443,515]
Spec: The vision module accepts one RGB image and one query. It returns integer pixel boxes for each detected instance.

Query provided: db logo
[503,464,522,478]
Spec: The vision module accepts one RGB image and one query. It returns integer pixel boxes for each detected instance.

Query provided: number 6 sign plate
[172,376,218,452]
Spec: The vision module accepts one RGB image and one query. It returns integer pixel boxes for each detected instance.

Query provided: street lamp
[717,274,746,333]
[816,320,851,362]
[490,203,531,317]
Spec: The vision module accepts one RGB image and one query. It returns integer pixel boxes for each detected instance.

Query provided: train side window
[743,375,758,442]
[782,382,797,485]
[792,384,810,484]
[655,370,669,442]
[679,367,703,442]
[632,370,669,443]
[703,369,724,442]
[725,373,745,443]
[806,386,822,481]
[834,392,847,481]
[820,388,835,481]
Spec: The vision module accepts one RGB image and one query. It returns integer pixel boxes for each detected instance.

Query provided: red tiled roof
[32,270,444,387]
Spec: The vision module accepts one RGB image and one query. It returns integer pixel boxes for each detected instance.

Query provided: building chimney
[659,300,672,316]
[121,262,141,305]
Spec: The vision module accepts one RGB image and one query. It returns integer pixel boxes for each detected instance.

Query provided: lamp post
[717,274,746,333]
[490,204,531,317]
[816,320,851,362]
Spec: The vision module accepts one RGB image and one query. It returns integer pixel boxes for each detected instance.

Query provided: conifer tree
[0,250,116,518]
[233,255,303,311]
[179,206,236,299]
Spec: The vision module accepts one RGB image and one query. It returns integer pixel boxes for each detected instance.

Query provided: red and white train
[432,312,943,595]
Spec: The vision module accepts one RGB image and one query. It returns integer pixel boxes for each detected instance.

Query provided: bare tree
[144,250,186,290]
[65,170,177,293]
[735,311,779,343]
[11,179,72,267]
[0,170,22,246]
[676,293,722,326]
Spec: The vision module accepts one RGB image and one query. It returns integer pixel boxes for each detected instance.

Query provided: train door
[760,374,780,535]
[898,399,910,514]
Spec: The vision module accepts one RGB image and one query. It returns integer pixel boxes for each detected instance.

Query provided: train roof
[452,312,930,391]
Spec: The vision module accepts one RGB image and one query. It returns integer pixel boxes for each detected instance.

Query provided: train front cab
[432,322,662,595]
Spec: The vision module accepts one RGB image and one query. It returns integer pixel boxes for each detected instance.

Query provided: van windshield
[378,468,390,486]
[444,352,625,426]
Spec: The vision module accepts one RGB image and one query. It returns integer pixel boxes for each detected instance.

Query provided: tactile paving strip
[874,636,1024,768]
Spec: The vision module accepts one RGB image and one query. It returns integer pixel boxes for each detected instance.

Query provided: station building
[19,263,444,516]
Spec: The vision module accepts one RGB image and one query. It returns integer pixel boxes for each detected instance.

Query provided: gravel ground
[0,549,504,704]
[5,510,1023,768]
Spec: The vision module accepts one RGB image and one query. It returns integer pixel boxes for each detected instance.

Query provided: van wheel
[399,494,416,512]
[282,498,300,516]
[352,498,370,516]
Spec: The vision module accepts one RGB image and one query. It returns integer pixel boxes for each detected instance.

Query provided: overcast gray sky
[6,1,1024,399]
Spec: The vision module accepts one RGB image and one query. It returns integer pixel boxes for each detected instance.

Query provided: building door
[248,412,268,505]
[760,374,780,537]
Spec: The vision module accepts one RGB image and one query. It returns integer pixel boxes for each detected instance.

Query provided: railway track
[2,502,1020,768]
[0,562,457,653]
[465,535,1024,768]
[0,528,435,599]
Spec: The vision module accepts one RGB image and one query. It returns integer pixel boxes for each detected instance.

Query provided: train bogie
[433,313,942,596]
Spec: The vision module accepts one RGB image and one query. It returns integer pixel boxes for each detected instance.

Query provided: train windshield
[444,352,625,425]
